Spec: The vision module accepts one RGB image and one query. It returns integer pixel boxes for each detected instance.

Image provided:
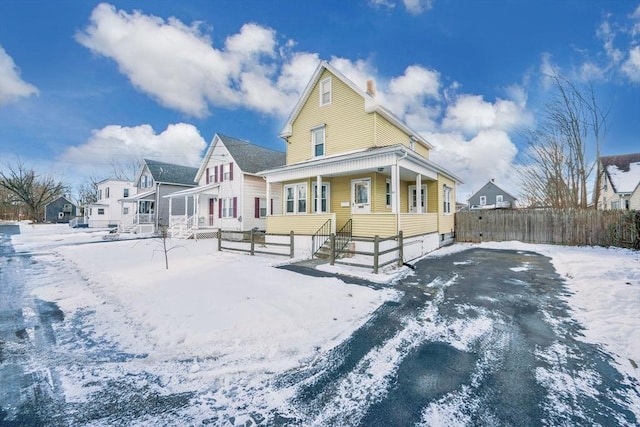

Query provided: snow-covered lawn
[11,224,398,374]
[7,223,640,422]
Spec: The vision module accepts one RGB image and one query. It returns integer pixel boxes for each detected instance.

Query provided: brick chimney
[366,79,376,97]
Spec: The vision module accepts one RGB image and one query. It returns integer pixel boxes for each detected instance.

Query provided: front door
[408,185,427,213]
[351,178,371,214]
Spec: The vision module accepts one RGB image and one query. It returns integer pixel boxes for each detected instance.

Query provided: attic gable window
[319,77,332,106]
[312,125,325,157]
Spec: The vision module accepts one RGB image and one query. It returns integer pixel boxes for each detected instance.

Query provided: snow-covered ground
[6,223,640,424]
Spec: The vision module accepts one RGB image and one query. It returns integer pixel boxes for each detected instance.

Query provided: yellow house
[261,61,462,259]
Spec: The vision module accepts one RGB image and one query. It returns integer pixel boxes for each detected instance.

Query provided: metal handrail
[311,218,332,258]
[335,219,352,258]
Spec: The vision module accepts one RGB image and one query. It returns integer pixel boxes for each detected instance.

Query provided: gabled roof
[468,180,518,202]
[279,60,433,150]
[600,152,640,193]
[45,196,75,208]
[195,133,286,181]
[139,159,198,186]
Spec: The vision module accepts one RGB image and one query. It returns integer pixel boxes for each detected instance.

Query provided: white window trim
[222,198,233,218]
[259,198,267,218]
[319,77,332,106]
[311,125,326,158]
[386,178,391,207]
[284,182,308,215]
[496,195,503,202]
[443,185,452,215]
[480,196,487,206]
[313,182,330,213]
[408,184,427,213]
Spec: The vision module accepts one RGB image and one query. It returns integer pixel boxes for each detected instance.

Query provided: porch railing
[311,218,332,258]
[335,219,352,258]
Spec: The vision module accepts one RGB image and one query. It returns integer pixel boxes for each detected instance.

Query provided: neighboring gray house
[119,159,198,233]
[467,180,517,210]
[44,196,77,223]
[165,133,286,238]
[596,153,640,211]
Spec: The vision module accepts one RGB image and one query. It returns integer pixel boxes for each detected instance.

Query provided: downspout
[396,149,408,235]
[155,182,161,231]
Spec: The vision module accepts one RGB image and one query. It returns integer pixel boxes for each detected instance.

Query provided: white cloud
[0,45,39,106]
[76,3,298,117]
[427,129,521,200]
[403,0,434,15]
[441,93,533,136]
[58,123,206,178]
[622,45,640,82]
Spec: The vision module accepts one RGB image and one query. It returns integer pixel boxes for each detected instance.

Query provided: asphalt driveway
[277,248,639,426]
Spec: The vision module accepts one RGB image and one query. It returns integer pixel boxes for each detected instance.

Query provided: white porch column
[265,180,271,215]
[416,174,422,214]
[316,175,322,213]
[168,198,173,222]
[194,194,199,229]
[184,196,188,222]
[391,164,399,214]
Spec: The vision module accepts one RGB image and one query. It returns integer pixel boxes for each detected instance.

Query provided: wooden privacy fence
[456,209,639,249]
[217,229,295,257]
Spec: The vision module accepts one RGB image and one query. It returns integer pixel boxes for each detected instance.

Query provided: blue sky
[1,0,639,200]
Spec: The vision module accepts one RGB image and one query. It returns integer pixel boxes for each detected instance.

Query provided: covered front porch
[163,182,219,238]
[262,145,446,239]
[118,189,157,234]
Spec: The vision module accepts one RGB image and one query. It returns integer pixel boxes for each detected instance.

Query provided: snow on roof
[601,153,640,193]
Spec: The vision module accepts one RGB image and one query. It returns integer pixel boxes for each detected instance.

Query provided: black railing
[335,219,352,258]
[311,218,332,258]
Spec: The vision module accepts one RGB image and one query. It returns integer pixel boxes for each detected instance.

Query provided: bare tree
[0,159,68,222]
[110,157,142,181]
[519,75,608,208]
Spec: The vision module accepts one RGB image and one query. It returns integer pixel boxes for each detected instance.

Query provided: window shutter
[220,165,224,182]
[254,197,260,218]
[206,168,210,184]
[229,162,234,181]
[233,197,238,218]
[214,166,218,183]
[209,198,214,214]
[218,199,222,218]
[270,198,273,216]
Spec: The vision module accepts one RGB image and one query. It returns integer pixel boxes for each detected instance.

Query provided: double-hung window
[443,185,452,214]
[312,125,325,157]
[319,77,331,106]
[479,196,487,206]
[386,179,391,207]
[313,183,329,213]
[284,183,308,214]
[123,188,129,198]
[222,198,233,218]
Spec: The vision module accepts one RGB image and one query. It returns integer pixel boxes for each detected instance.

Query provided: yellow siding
[372,173,392,213]
[330,176,352,229]
[426,181,438,213]
[400,213,438,237]
[352,213,397,237]
[267,213,335,235]
[374,114,410,147]
[374,114,429,159]
[287,69,374,164]
[399,180,409,212]
[437,174,456,234]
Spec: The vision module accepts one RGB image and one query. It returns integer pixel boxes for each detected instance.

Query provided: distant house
[119,159,198,234]
[596,153,640,210]
[44,196,77,223]
[164,133,286,238]
[467,180,517,210]
[84,179,136,228]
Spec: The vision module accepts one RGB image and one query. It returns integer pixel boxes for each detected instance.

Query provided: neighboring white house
[84,179,136,228]
[164,133,285,238]
[596,153,640,211]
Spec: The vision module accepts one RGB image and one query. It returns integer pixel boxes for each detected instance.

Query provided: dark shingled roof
[600,153,640,192]
[217,134,285,173]
[144,159,198,186]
